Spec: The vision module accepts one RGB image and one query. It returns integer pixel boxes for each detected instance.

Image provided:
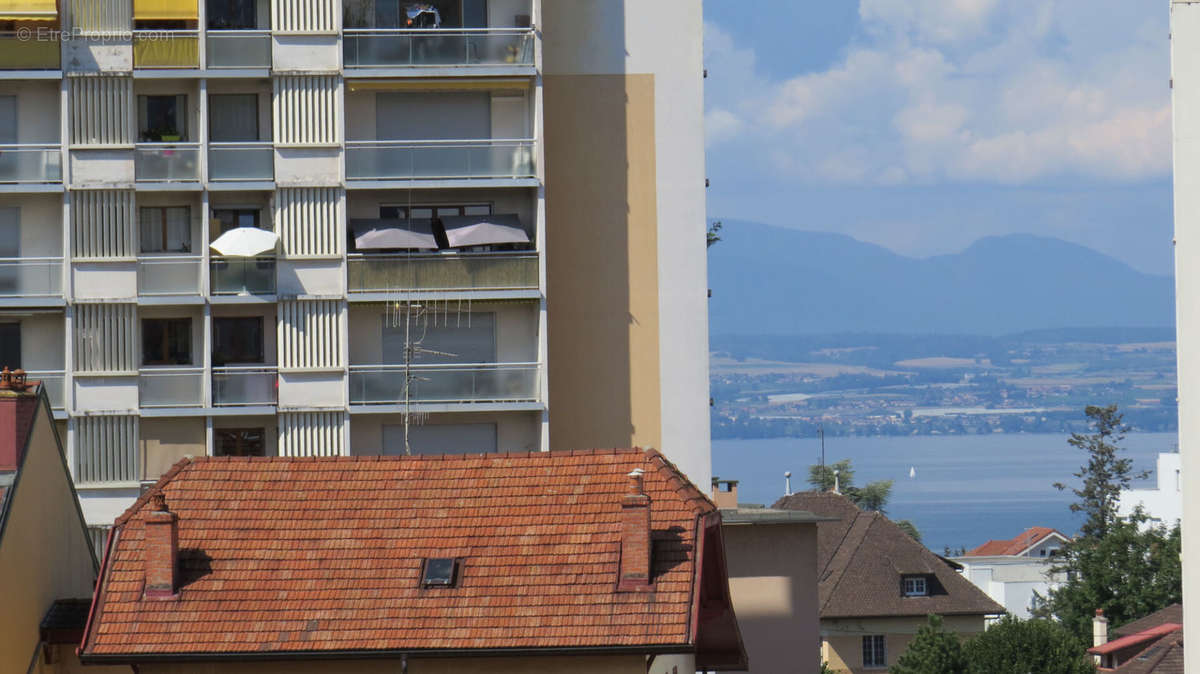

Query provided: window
[382,312,495,365]
[902,576,928,597]
[0,323,19,369]
[215,428,265,457]
[379,204,492,220]
[139,206,191,253]
[420,557,459,587]
[211,207,262,234]
[212,316,263,365]
[142,318,192,366]
[209,94,260,142]
[0,95,15,144]
[138,95,188,142]
[862,635,886,668]
[207,0,259,29]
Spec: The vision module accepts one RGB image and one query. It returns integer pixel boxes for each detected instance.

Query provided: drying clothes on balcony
[210,226,278,257]
[352,218,438,250]
[405,3,441,27]
[441,214,529,248]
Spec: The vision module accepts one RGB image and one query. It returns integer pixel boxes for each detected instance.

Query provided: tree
[889,615,966,674]
[706,220,722,248]
[896,519,922,543]
[1053,404,1146,539]
[809,458,920,539]
[963,615,1094,674]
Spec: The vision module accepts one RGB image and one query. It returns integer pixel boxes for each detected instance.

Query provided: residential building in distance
[711,478,828,674]
[774,491,1004,674]
[1118,452,1182,529]
[953,526,1070,620]
[0,0,710,535]
[1089,604,1184,672]
[79,449,745,671]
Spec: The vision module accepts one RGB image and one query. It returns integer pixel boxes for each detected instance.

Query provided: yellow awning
[133,0,196,21]
[0,0,58,20]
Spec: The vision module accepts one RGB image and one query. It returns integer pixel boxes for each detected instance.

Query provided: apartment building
[0,0,709,536]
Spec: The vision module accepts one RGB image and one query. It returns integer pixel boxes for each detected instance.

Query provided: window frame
[139,205,192,254]
[137,94,188,142]
[862,634,887,669]
[141,317,193,366]
[214,427,266,457]
[901,575,928,597]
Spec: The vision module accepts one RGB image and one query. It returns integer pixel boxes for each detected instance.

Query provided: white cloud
[703,1,1170,186]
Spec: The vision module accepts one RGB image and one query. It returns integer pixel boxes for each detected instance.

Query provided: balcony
[348,362,539,405]
[133,30,200,68]
[208,143,273,182]
[137,256,202,297]
[344,139,535,181]
[28,370,65,410]
[347,252,537,294]
[212,366,277,406]
[205,30,271,69]
[139,367,204,407]
[0,31,60,70]
[342,29,534,68]
[0,257,61,299]
[135,143,201,182]
[210,257,275,296]
[0,145,62,184]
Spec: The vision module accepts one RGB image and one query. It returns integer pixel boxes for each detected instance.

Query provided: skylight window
[421,558,459,587]
[902,575,928,597]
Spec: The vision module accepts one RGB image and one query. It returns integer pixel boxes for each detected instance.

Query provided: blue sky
[702,0,1172,275]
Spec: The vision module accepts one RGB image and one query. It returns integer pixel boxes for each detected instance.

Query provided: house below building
[1118,452,1182,529]
[954,526,1070,619]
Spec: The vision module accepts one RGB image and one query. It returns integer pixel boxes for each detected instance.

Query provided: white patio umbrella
[210,227,279,257]
[441,214,529,248]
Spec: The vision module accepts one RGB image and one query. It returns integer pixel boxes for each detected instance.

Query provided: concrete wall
[344,89,531,142]
[140,417,205,481]
[1118,452,1183,527]
[350,410,540,454]
[17,313,66,370]
[0,194,63,256]
[821,615,989,674]
[0,80,60,143]
[135,654,647,674]
[0,398,96,674]
[348,301,537,364]
[723,521,820,674]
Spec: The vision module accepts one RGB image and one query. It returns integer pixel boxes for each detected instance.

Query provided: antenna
[818,424,825,470]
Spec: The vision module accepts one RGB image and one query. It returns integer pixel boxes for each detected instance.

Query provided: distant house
[79,449,746,672]
[1118,452,1182,529]
[774,492,1004,674]
[1089,604,1184,671]
[954,526,1071,619]
[0,374,126,673]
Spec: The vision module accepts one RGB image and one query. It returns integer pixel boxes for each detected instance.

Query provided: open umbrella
[441,214,529,248]
[210,227,279,257]
[352,218,439,250]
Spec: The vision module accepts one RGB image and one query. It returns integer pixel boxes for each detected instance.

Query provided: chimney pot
[619,468,652,592]
[144,491,180,600]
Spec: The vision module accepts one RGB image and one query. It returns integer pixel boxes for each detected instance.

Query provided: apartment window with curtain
[142,318,192,365]
[209,93,259,141]
[139,206,191,253]
[138,94,188,141]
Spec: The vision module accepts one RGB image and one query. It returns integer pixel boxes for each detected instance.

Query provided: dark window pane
[215,427,265,456]
[142,318,192,366]
[0,323,20,370]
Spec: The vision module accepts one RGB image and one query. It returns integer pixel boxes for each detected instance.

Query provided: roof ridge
[113,456,193,527]
[642,447,716,514]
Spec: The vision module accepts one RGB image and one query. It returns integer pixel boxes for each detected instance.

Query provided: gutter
[80,644,695,664]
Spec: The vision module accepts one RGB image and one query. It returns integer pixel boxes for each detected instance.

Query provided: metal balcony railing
[212,366,277,406]
[205,30,271,68]
[210,257,275,295]
[133,30,200,68]
[208,142,274,182]
[134,143,201,182]
[342,28,534,68]
[139,367,205,407]
[0,257,62,298]
[344,139,535,180]
[348,362,539,405]
[0,31,60,69]
[347,252,538,293]
[137,256,202,296]
[0,145,62,183]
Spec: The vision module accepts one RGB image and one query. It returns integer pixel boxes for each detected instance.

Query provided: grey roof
[1116,630,1183,674]
[773,491,1005,619]
[719,506,835,525]
[1116,604,1184,637]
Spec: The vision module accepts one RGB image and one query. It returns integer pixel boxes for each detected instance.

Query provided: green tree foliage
[706,220,723,248]
[1037,404,1182,643]
[809,458,919,539]
[889,615,966,674]
[896,519,922,543]
[962,615,1094,674]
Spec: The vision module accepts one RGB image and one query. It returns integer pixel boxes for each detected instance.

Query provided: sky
[702,0,1174,275]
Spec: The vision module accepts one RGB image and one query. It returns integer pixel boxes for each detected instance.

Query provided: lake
[713,432,1177,553]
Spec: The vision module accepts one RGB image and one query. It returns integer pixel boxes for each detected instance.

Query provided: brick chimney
[0,368,40,471]
[144,491,180,600]
[618,468,652,591]
[710,477,739,509]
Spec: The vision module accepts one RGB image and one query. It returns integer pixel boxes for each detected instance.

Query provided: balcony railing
[342,28,534,68]
[135,143,201,182]
[344,139,535,180]
[27,370,65,410]
[348,362,539,405]
[0,257,62,298]
[138,256,202,296]
[212,366,277,406]
[205,30,271,69]
[0,145,62,183]
[210,257,275,295]
[139,367,204,407]
[134,30,200,68]
[0,31,60,69]
[347,252,538,293]
[208,142,274,182]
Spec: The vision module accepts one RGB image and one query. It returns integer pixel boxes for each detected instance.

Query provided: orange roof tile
[81,449,731,659]
[964,526,1067,557]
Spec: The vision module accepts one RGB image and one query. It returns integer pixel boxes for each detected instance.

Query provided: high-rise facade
[0,0,709,536]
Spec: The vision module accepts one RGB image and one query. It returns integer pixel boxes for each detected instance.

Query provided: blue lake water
[713,432,1177,553]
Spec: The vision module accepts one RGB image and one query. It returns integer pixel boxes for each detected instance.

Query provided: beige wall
[0,80,60,143]
[724,522,820,673]
[821,615,989,674]
[0,193,63,257]
[30,646,129,674]
[0,399,97,674]
[140,417,205,481]
[134,654,646,673]
[18,313,66,371]
[348,301,537,364]
[350,410,541,455]
[543,73,661,453]
[344,88,531,142]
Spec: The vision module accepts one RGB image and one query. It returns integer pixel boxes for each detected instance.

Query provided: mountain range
[707,220,1175,336]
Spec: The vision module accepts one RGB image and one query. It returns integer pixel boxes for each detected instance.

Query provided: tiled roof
[1091,623,1182,656]
[1116,604,1184,637]
[964,526,1066,556]
[773,491,1005,619]
[1114,629,1184,674]
[81,449,725,658]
